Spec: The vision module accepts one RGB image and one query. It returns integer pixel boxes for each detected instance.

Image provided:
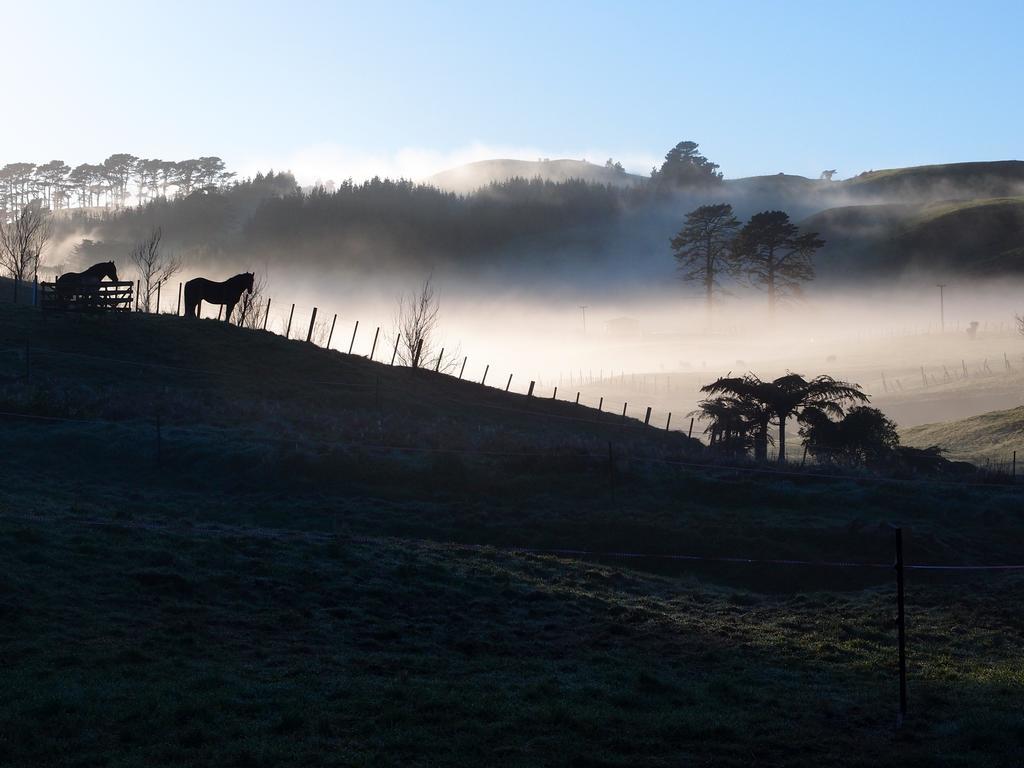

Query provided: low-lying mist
[166,267,1024,435]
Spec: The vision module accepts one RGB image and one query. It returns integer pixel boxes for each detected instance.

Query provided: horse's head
[244,272,254,293]
[104,262,118,281]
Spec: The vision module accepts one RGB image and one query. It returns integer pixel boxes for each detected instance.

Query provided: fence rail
[39,280,134,313]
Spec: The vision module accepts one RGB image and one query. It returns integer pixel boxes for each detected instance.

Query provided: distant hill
[426,158,646,193]
[838,161,1024,203]
[902,406,1024,466]
[806,196,1024,276]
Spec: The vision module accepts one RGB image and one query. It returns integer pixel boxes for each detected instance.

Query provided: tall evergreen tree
[652,141,722,190]
[734,211,823,315]
[670,203,741,325]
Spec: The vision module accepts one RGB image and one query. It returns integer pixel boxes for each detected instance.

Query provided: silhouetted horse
[184,273,254,321]
[55,262,119,303]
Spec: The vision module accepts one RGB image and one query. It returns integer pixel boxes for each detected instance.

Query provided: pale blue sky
[3,0,1021,182]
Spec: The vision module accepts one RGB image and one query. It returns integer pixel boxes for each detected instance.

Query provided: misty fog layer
[27,154,1024,442]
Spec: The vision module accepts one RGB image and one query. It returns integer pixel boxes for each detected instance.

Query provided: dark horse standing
[55,262,119,306]
[56,261,119,296]
[184,273,254,321]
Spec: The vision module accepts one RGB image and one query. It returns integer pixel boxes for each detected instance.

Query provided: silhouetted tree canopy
[800,406,900,467]
[670,203,741,320]
[734,211,824,314]
[651,141,722,192]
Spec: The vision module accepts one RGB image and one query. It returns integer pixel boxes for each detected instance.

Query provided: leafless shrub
[232,272,271,329]
[129,226,180,312]
[389,276,460,371]
[0,201,52,302]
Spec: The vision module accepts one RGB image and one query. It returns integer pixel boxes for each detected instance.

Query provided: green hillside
[839,160,1024,202]
[807,196,1024,275]
[2,303,1024,765]
[902,406,1024,467]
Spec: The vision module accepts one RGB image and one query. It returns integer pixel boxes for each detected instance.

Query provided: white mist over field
[184,266,1024,435]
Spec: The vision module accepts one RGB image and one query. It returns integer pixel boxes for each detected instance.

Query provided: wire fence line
[2,343,675,431]
[8,346,1019,485]
[3,503,1023,577]
[0,401,1019,493]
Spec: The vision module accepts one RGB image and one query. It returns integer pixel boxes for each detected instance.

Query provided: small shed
[605,316,640,337]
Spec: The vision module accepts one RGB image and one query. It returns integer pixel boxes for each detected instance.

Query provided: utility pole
[937,284,946,333]
[578,305,588,334]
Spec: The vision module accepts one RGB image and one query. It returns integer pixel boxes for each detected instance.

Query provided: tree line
[0,155,235,214]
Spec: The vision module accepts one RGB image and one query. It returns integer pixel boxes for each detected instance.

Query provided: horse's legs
[225,302,236,323]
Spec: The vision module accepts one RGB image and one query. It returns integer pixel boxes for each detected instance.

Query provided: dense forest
[6,142,1023,284]
[0,155,239,213]
[37,141,724,276]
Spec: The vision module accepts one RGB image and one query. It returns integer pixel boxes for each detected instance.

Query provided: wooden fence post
[598,397,603,413]
[644,406,651,426]
[552,386,557,399]
[177,282,182,316]
[481,364,489,385]
[505,373,513,392]
[575,391,580,405]
[688,417,694,438]
[527,381,535,397]
[435,347,444,372]
[621,402,628,424]
[412,338,423,368]
[135,280,140,311]
[156,281,161,314]
[894,527,908,725]
[459,356,467,380]
[348,320,359,354]
[370,327,380,360]
[306,307,318,343]
[326,314,338,348]
[262,298,272,331]
[391,335,400,365]
[665,412,672,431]
[285,303,295,338]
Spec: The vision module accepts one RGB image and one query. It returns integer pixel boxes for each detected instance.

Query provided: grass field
[902,406,1024,467]
[2,303,1023,766]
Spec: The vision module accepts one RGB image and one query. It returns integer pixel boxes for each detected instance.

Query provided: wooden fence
[39,281,134,313]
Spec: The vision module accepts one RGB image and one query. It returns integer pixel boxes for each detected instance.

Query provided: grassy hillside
[839,161,1024,202]
[902,405,1024,467]
[806,197,1024,276]
[2,303,1024,766]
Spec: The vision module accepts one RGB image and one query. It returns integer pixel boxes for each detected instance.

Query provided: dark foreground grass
[2,504,1023,768]
[2,302,1024,765]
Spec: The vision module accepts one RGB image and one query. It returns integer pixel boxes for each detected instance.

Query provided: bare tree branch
[129,226,180,312]
[0,201,52,301]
